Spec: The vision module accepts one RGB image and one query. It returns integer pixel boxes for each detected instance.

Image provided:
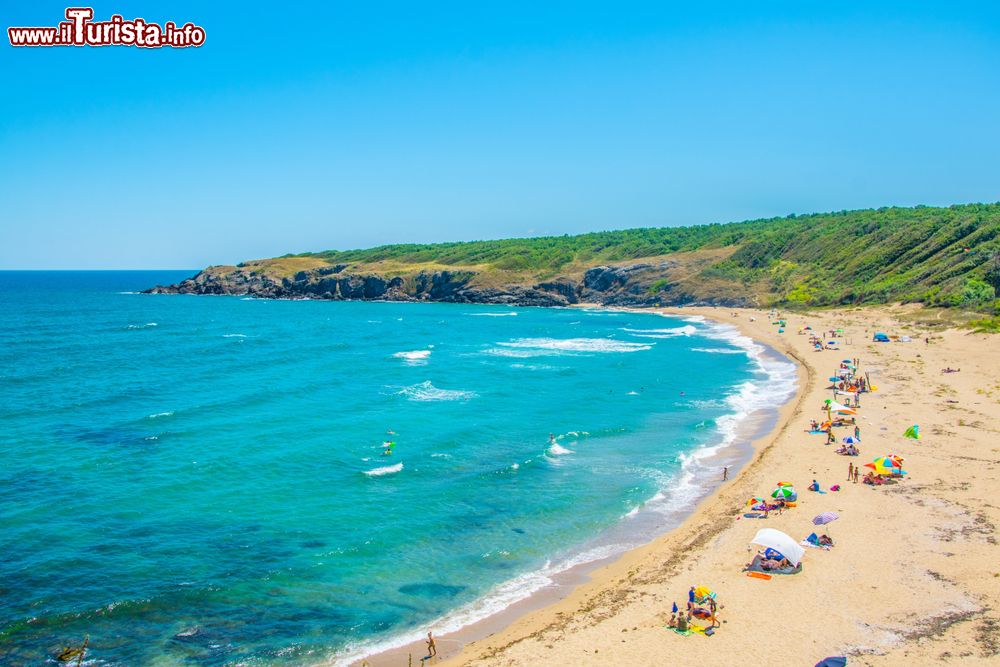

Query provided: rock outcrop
[145,261,753,308]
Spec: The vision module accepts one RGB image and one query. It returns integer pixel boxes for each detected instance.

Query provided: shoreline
[429,304,1000,666]
[345,305,806,667]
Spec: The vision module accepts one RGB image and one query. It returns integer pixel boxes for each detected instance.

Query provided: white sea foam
[547,443,573,456]
[469,312,518,317]
[332,543,626,667]
[393,350,431,364]
[333,315,798,667]
[494,337,652,355]
[147,411,173,419]
[363,462,403,477]
[126,322,158,330]
[620,324,696,338]
[397,381,477,402]
[222,333,247,339]
[690,347,744,354]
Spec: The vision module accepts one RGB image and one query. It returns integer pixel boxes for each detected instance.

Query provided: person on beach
[677,611,689,632]
[688,586,696,610]
[848,462,853,480]
[723,466,728,481]
[426,631,437,658]
[854,425,861,439]
[854,467,860,484]
[707,597,719,627]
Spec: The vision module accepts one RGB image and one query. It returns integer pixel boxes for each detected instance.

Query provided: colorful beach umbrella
[771,486,796,500]
[812,512,839,526]
[904,424,920,439]
[747,496,766,507]
[864,457,906,475]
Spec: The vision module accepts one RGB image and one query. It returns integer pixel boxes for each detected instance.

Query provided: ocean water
[0,271,795,666]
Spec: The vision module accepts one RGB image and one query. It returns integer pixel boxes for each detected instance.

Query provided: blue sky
[2,1,1000,269]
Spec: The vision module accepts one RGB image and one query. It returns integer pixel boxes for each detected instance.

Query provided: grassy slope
[220,203,1000,309]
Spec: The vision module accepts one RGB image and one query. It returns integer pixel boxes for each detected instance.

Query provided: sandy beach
[371,305,1000,667]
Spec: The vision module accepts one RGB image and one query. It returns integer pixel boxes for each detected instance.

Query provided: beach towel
[746,554,802,576]
[666,627,692,636]
[801,532,832,550]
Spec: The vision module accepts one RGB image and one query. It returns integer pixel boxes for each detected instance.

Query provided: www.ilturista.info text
[8,7,205,48]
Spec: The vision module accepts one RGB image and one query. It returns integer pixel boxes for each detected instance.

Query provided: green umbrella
[771,486,796,500]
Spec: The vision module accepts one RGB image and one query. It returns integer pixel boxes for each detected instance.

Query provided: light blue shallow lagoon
[0,271,795,666]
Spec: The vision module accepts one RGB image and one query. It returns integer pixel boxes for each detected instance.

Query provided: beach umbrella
[746,496,766,507]
[842,436,860,444]
[750,528,805,567]
[842,359,852,363]
[904,424,920,439]
[693,585,715,600]
[771,486,796,500]
[828,376,841,382]
[812,512,839,526]
[872,456,903,468]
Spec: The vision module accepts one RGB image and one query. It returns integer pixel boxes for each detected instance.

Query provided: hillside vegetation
[156,203,1000,311]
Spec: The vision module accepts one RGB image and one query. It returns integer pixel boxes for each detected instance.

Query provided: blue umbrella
[842,436,860,444]
[815,658,847,667]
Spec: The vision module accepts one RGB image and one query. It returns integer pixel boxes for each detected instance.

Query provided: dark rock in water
[398,582,467,598]
[511,527,526,534]
[300,539,326,549]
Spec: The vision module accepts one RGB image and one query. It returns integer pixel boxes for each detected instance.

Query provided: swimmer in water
[548,433,556,445]
[382,441,394,456]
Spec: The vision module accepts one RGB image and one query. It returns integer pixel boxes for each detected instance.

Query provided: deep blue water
[0,271,794,665]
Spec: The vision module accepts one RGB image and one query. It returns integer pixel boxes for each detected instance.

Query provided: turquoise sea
[0,271,795,666]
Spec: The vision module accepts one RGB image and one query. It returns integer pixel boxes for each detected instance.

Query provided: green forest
[275,203,1000,311]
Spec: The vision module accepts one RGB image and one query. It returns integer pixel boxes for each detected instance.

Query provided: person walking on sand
[848,462,853,481]
[723,466,728,481]
[426,631,437,658]
[853,467,860,484]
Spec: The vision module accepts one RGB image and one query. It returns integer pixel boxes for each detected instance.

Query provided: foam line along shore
[431,305,1000,667]
[348,306,803,667]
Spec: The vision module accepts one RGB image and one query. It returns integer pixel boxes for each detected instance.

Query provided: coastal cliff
[145,261,754,308]
[145,203,1000,310]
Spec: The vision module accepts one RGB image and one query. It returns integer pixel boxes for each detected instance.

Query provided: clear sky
[2,1,1000,269]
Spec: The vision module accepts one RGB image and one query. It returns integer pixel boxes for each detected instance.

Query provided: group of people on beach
[666,586,721,632]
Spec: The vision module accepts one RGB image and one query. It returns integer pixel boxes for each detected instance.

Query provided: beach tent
[873,333,890,342]
[816,658,847,667]
[750,528,805,567]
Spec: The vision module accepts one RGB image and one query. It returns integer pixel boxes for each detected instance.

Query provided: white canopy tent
[750,528,805,567]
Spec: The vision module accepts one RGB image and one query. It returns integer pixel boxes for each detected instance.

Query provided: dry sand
[395,305,1000,667]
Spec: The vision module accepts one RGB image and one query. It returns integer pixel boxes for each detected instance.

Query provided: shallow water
[0,271,794,665]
